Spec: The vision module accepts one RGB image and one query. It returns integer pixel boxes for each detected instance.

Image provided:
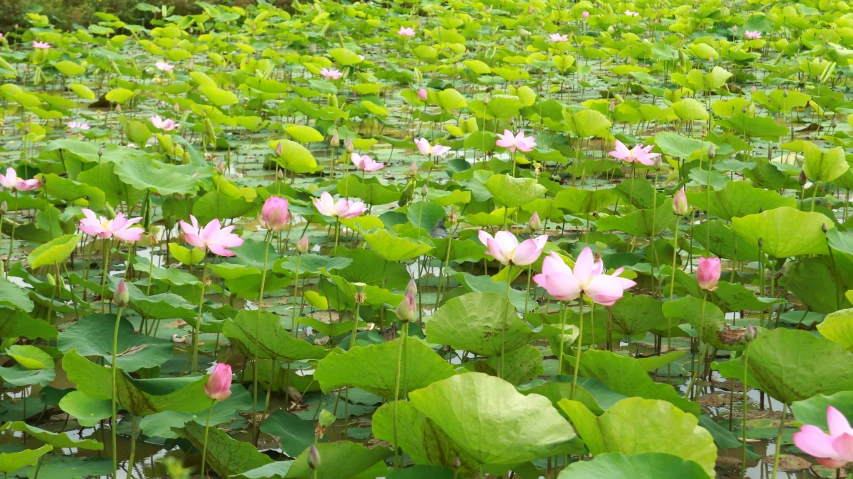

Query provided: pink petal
[486,238,511,265]
[493,231,519,254]
[184,233,206,250]
[833,433,853,462]
[207,244,235,257]
[828,407,853,438]
[573,247,595,285]
[584,275,627,306]
[114,227,143,242]
[794,425,838,459]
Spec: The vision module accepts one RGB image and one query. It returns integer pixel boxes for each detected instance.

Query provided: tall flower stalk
[110,280,129,479]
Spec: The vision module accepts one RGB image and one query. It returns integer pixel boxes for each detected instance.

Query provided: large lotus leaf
[613,179,664,210]
[686,181,795,221]
[569,109,612,138]
[671,270,779,314]
[792,391,853,432]
[192,190,256,223]
[0,422,102,450]
[38,173,105,211]
[337,175,400,205]
[426,292,538,356]
[314,337,455,398]
[483,175,546,208]
[223,310,327,361]
[0,277,34,312]
[27,234,81,270]
[0,364,55,387]
[718,113,789,139]
[407,200,445,232]
[746,328,853,404]
[818,308,853,351]
[610,294,667,337]
[0,445,52,473]
[269,139,319,173]
[112,156,203,195]
[285,441,392,479]
[520,378,623,416]
[273,254,352,277]
[259,410,321,457]
[408,373,577,465]
[596,200,675,237]
[558,398,716,476]
[692,220,760,261]
[557,452,710,479]
[571,350,700,416]
[62,349,210,416]
[372,401,479,475]
[733,207,832,257]
[782,256,853,314]
[661,297,736,351]
[57,314,173,371]
[13,454,112,479]
[362,229,433,262]
[140,384,257,439]
[652,132,705,159]
[99,275,196,319]
[554,187,618,215]
[803,143,848,183]
[452,272,534,312]
[461,345,545,386]
[5,345,52,370]
[234,462,293,479]
[58,391,112,427]
[176,422,273,477]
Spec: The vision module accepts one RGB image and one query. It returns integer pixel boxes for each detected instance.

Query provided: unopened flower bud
[529,212,541,232]
[344,140,354,153]
[409,161,418,176]
[115,104,121,113]
[0,201,7,214]
[296,235,310,254]
[708,144,715,159]
[116,279,130,307]
[799,170,807,186]
[395,290,416,322]
[673,187,689,216]
[308,444,321,470]
[275,142,283,156]
[822,223,829,233]
[330,132,340,148]
[454,456,462,469]
[745,324,758,342]
[417,88,428,101]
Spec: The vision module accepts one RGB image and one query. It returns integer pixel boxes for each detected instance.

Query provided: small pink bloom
[396,289,416,321]
[398,26,416,37]
[549,33,569,43]
[417,88,428,101]
[496,129,536,153]
[115,279,130,306]
[608,140,660,166]
[624,10,639,16]
[478,230,548,266]
[313,191,367,219]
[533,252,582,302]
[351,153,385,172]
[296,235,310,254]
[697,257,721,291]
[793,406,853,469]
[78,209,144,242]
[259,196,290,232]
[0,167,41,192]
[204,363,233,401]
[32,41,50,50]
[67,121,91,131]
[673,187,689,215]
[179,215,244,257]
[150,115,179,131]
[320,68,343,80]
[744,31,762,40]
[414,138,451,157]
[571,247,635,306]
[582,11,590,18]
[155,61,174,72]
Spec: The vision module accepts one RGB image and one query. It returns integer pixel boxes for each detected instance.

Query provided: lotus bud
[697,257,721,292]
[626,56,632,64]
[529,211,541,232]
[417,88,428,101]
[707,144,715,159]
[408,161,418,176]
[188,60,195,70]
[216,161,226,175]
[582,11,590,18]
[115,104,121,113]
[822,223,829,233]
[173,102,180,113]
[758,237,763,248]
[56,274,65,291]
[204,363,232,401]
[260,196,290,232]
[308,444,321,470]
[406,279,417,297]
[449,210,459,224]
[732,25,738,31]
[609,101,616,112]
[277,168,285,180]
[745,324,758,342]
[296,235,310,254]
[750,85,756,93]
[0,201,6,214]
[709,56,713,63]
[454,456,462,469]
[483,94,489,104]
[421,184,428,197]
[344,140,354,153]
[783,88,789,97]
[353,282,367,304]
[673,187,689,216]
[275,141,283,156]
[799,170,808,186]
[330,132,340,148]
[116,279,130,307]
[396,290,416,323]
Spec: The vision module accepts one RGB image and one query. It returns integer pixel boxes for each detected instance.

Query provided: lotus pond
[1,0,853,478]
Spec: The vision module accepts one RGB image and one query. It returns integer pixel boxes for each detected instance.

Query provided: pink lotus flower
[533,251,582,302]
[673,187,689,215]
[414,138,451,157]
[744,31,762,40]
[582,11,590,18]
[396,289,416,322]
[204,363,232,401]
[296,234,310,254]
[477,230,548,266]
[624,10,639,16]
[320,68,343,80]
[313,191,367,219]
[417,88,428,101]
[32,41,50,50]
[793,406,853,469]
[78,209,144,242]
[398,26,416,37]
[529,212,541,232]
[572,247,636,306]
[259,196,290,232]
[496,129,537,153]
[549,33,568,43]
[67,121,91,130]
[697,257,721,291]
[351,153,385,172]
[115,279,130,307]
[150,115,179,131]
[0,167,42,191]
[155,61,174,72]
[608,140,660,166]
[179,215,244,257]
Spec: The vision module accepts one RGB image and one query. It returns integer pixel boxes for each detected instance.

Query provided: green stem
[200,400,217,478]
[557,303,567,376]
[292,254,302,336]
[392,322,409,469]
[127,415,138,479]
[771,404,787,479]
[740,347,750,479]
[6,191,17,271]
[571,294,585,400]
[686,291,708,400]
[501,263,513,378]
[191,262,208,374]
[110,304,126,479]
[101,239,111,314]
[667,219,679,379]
[253,232,273,445]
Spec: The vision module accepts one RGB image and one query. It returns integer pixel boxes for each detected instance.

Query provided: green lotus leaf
[557,452,710,479]
[113,156,204,195]
[0,445,53,473]
[58,391,112,427]
[57,314,173,371]
[27,234,82,270]
[686,181,795,221]
[176,422,273,477]
[732,207,833,258]
[5,345,52,370]
[0,422,102,450]
[818,308,853,351]
[792,391,853,432]
[223,310,327,361]
[803,142,849,183]
[362,229,433,262]
[285,441,391,479]
[269,139,319,174]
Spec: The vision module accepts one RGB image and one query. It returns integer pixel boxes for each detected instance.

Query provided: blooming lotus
[320,68,343,80]
[0,167,42,191]
[532,251,582,302]
[608,139,660,166]
[32,41,50,49]
[549,33,568,43]
[744,31,762,39]
[150,115,179,131]
[67,121,91,130]
[78,209,144,242]
[414,138,451,157]
[697,257,721,292]
[572,247,636,306]
[155,61,174,72]
[351,153,385,172]
[313,191,367,219]
[204,363,233,401]
[624,10,639,16]
[793,406,853,469]
[398,26,416,37]
[179,215,244,257]
[496,129,537,153]
[477,230,548,266]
